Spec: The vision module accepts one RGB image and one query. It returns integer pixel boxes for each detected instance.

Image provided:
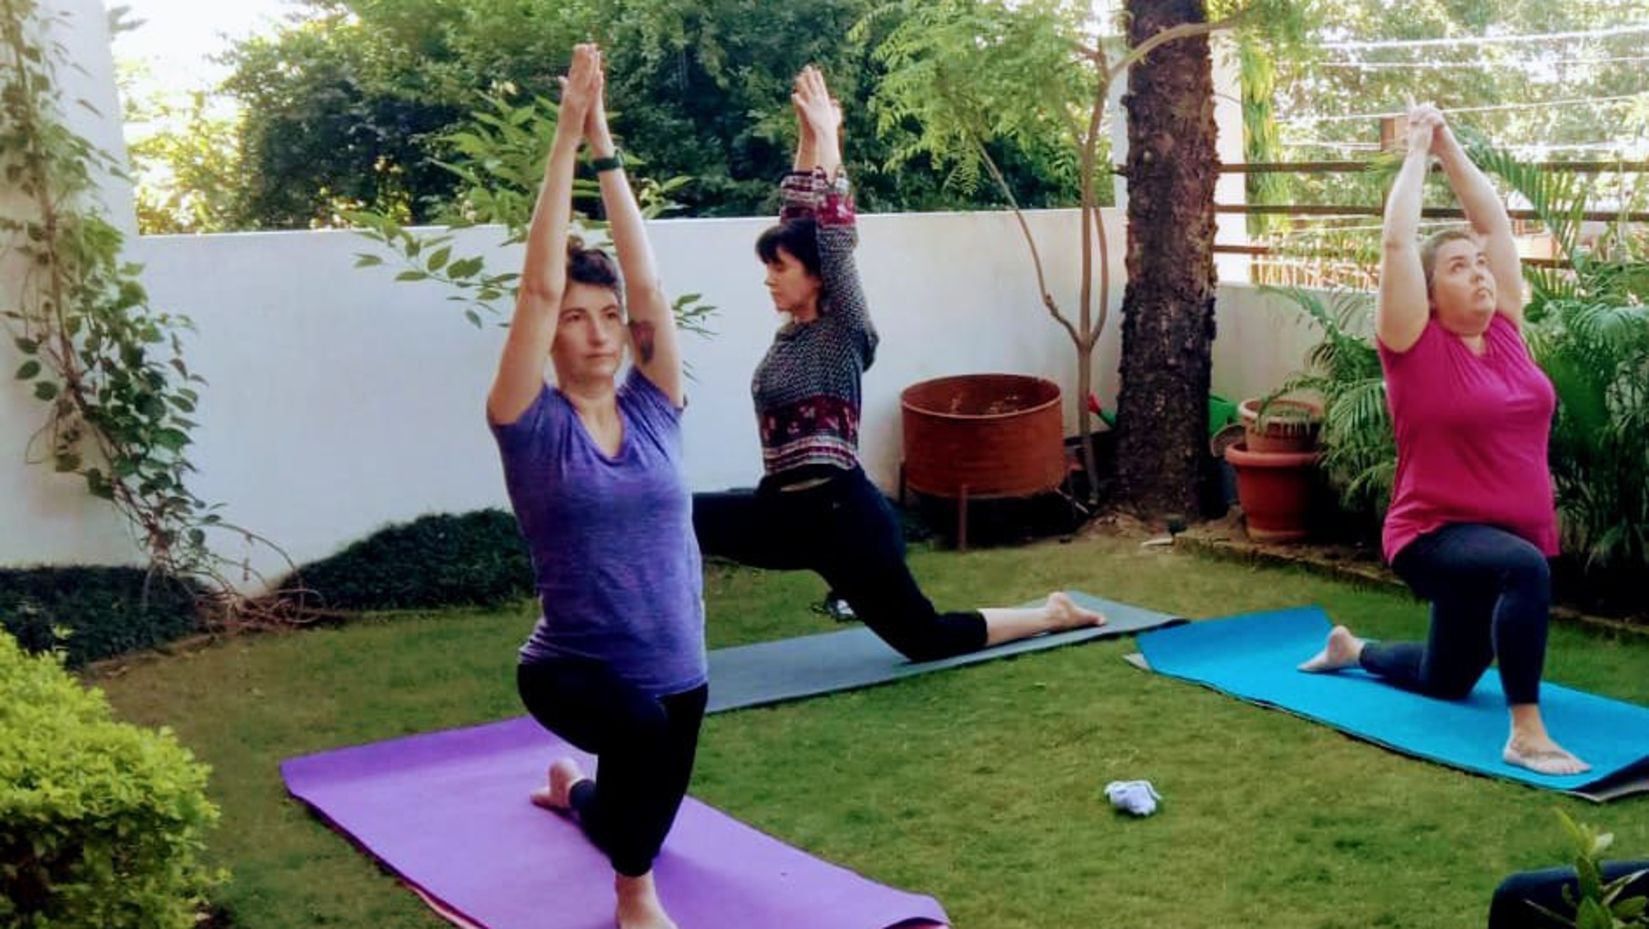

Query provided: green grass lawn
[93,536,1649,929]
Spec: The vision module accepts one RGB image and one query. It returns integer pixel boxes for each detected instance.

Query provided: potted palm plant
[1223,393,1323,542]
[1238,396,1322,453]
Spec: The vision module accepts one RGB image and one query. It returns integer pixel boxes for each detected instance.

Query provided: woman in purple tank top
[1299,105,1587,776]
[487,45,705,929]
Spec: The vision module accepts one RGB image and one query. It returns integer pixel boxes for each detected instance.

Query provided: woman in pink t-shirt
[1298,105,1587,776]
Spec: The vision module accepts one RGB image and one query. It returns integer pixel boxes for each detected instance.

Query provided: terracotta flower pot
[1239,397,1322,454]
[1223,440,1319,543]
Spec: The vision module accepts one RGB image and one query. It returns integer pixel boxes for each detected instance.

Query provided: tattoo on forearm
[629,320,656,364]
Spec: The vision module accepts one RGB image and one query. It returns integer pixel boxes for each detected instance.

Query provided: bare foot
[1504,734,1591,776]
[530,757,585,811]
[1298,625,1363,672]
[1046,591,1106,631]
[616,872,678,929]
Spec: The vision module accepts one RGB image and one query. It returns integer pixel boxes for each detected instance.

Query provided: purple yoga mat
[281,716,949,929]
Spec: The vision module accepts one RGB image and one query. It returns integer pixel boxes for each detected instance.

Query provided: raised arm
[1431,116,1525,327]
[793,66,841,180]
[1376,108,1439,354]
[486,45,596,424]
[584,49,684,407]
[792,66,876,357]
[793,84,817,172]
[778,66,845,222]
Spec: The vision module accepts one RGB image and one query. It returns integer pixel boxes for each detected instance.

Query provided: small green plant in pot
[1262,286,1395,535]
[1519,811,1649,928]
[1240,396,1323,454]
[1222,393,1323,543]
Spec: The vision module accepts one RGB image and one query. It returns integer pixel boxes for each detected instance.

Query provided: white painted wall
[1,206,1325,585]
[119,210,1131,584]
[44,0,134,233]
[0,0,144,571]
[1210,283,1326,407]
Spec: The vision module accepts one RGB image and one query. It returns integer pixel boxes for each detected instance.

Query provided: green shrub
[0,630,221,928]
[278,509,534,611]
[1528,299,1649,584]
[0,568,201,668]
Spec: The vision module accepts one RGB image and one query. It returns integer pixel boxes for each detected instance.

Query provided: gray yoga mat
[706,591,1181,714]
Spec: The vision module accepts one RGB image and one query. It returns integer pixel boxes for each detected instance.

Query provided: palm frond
[1265,285,1394,523]
[1466,138,1587,267]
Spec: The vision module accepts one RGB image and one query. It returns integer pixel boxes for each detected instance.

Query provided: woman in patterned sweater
[693,66,1104,661]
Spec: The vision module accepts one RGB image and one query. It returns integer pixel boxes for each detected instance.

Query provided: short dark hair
[755,217,821,279]
[566,236,623,306]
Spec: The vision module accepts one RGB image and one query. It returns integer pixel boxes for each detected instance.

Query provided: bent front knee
[1499,548,1552,599]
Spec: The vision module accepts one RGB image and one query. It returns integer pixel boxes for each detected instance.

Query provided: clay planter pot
[900,374,1066,500]
[900,374,1066,549]
[1239,397,1322,454]
[1223,440,1320,543]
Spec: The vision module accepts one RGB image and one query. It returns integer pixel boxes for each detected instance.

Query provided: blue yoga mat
[1134,607,1649,801]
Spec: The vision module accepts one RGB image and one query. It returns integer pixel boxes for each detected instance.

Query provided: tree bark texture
[1115,0,1219,520]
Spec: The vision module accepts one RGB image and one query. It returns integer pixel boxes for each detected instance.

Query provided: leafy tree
[122,79,243,234]
[864,0,1305,513]
[1277,0,1649,157]
[210,0,1081,229]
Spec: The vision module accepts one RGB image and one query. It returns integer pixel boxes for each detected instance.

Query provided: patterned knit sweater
[752,169,879,478]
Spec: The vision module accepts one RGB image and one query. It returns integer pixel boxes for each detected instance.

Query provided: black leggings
[1489,861,1649,927]
[516,660,707,877]
[693,467,987,662]
[1362,523,1552,705]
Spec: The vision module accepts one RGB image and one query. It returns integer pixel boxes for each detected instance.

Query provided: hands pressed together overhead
[1404,101,1450,155]
[792,64,843,142]
[557,43,614,152]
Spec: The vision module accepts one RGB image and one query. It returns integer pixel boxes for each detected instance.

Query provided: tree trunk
[1115,0,1219,521]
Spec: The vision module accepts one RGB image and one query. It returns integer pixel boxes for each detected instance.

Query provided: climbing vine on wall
[1,0,286,617]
